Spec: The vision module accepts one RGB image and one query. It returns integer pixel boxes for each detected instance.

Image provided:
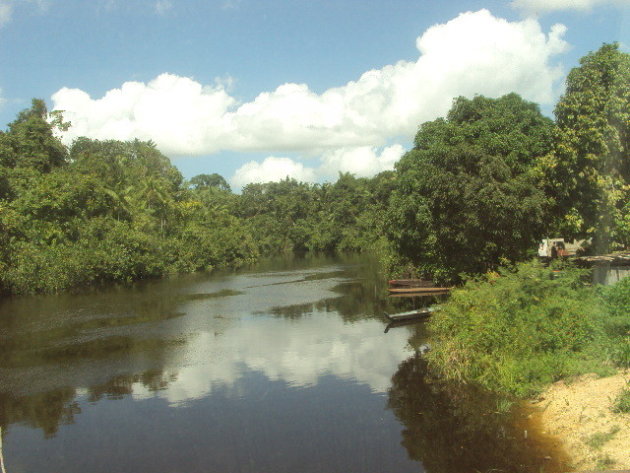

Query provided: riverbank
[422,260,630,470]
[425,261,630,396]
[530,370,630,471]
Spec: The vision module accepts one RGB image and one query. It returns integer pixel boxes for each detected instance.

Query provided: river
[0,256,567,473]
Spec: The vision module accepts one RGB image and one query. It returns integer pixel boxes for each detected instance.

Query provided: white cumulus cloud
[319,144,406,179]
[511,0,630,13]
[53,73,237,156]
[231,144,405,188]
[52,9,569,184]
[231,156,317,188]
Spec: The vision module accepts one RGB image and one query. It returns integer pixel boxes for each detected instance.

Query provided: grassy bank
[425,260,630,398]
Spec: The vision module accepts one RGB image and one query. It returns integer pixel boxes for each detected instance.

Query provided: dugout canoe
[383,307,438,322]
[388,286,452,294]
[388,279,435,288]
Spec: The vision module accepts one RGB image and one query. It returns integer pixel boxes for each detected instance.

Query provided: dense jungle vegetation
[0,43,628,295]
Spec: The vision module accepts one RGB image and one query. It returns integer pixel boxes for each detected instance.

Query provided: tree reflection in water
[387,355,572,473]
[0,369,174,439]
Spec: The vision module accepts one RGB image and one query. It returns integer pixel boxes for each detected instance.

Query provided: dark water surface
[0,256,565,473]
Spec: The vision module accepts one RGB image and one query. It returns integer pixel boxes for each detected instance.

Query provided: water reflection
[1,257,430,473]
[0,388,80,439]
[136,312,411,406]
[0,255,574,473]
[387,355,571,473]
[0,257,415,433]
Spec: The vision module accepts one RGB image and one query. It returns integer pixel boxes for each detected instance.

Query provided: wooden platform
[575,253,630,266]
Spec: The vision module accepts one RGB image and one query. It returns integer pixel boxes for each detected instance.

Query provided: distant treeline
[0,43,628,294]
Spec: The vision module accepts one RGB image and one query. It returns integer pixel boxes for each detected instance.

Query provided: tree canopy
[0,99,68,172]
[189,173,231,192]
[0,45,628,295]
[389,93,554,282]
[544,43,630,250]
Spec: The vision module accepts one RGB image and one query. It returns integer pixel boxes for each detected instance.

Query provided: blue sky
[0,0,628,189]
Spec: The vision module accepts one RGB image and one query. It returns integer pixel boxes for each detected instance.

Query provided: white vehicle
[538,238,588,257]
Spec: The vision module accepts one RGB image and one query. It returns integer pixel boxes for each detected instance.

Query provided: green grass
[425,260,630,398]
[584,426,620,450]
[612,385,630,414]
[595,454,616,470]
[495,398,513,414]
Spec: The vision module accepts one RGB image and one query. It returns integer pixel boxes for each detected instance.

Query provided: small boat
[388,286,452,294]
[388,279,435,288]
[383,307,437,322]
[389,292,448,299]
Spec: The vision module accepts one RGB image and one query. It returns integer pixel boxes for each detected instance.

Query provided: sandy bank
[531,371,630,471]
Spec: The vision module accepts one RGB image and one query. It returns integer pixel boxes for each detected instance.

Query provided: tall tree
[189,173,231,192]
[389,93,554,282]
[0,99,68,172]
[545,43,630,250]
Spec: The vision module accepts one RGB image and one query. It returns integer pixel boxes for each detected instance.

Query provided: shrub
[613,385,630,413]
[425,260,613,397]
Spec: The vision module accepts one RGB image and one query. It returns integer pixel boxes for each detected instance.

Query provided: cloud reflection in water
[131,311,412,405]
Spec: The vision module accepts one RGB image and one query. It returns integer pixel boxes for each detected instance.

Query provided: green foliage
[0,98,389,295]
[425,260,626,397]
[389,94,553,283]
[602,272,630,318]
[613,384,630,413]
[189,173,231,192]
[0,99,68,172]
[0,103,260,295]
[236,173,390,256]
[545,43,630,250]
[598,276,630,368]
[2,46,628,296]
[595,454,617,470]
[584,426,620,450]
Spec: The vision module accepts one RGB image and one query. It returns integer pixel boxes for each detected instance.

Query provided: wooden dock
[575,252,630,266]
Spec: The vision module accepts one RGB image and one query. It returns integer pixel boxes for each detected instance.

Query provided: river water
[0,256,568,473]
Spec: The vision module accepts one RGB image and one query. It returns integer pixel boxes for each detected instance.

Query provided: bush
[613,385,630,413]
[425,260,619,397]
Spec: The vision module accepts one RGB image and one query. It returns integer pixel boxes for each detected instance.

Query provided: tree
[545,43,630,250]
[189,173,231,192]
[389,93,554,282]
[238,178,316,253]
[0,99,68,172]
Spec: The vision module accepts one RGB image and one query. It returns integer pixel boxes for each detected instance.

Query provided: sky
[0,0,628,190]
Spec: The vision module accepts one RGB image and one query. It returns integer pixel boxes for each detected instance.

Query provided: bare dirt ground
[530,370,630,471]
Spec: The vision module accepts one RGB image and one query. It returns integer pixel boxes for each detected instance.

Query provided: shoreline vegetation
[0,43,628,470]
[425,261,630,398]
[423,261,630,469]
[422,261,630,470]
[1,44,628,296]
